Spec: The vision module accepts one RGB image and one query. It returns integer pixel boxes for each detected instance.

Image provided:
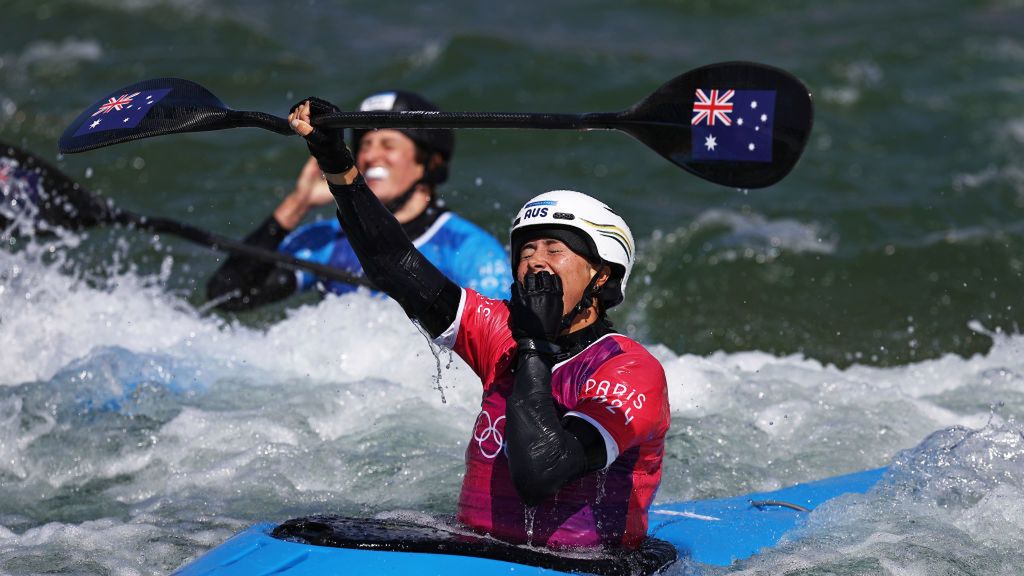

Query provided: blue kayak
[172,467,885,575]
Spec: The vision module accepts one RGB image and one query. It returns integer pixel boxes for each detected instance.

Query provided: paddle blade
[1,141,115,233]
[59,78,284,154]
[618,61,813,189]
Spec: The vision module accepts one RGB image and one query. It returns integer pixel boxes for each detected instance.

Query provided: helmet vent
[553,212,575,220]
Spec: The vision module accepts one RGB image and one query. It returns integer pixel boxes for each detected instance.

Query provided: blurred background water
[2,0,1024,574]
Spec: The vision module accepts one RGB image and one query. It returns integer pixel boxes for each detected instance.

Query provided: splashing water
[1,240,1024,574]
[705,421,1024,575]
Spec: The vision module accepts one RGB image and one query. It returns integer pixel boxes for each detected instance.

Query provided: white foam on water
[0,247,219,386]
[1007,118,1024,144]
[80,0,217,18]
[656,323,1024,498]
[0,246,482,409]
[952,163,1024,197]
[1,37,103,88]
[17,38,103,67]
[819,59,883,108]
[0,515,237,576]
[0,395,55,480]
[650,208,837,265]
[711,421,1024,575]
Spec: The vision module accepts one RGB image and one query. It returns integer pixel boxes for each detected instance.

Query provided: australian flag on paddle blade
[690,89,776,163]
[73,88,172,137]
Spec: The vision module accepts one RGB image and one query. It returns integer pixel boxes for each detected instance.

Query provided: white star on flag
[89,119,101,129]
[704,135,717,151]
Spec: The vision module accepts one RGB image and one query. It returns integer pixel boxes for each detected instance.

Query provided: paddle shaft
[228,110,624,133]
[4,138,371,290]
[106,208,374,288]
[319,110,620,130]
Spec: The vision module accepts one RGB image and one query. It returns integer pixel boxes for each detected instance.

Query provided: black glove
[510,271,565,346]
[290,97,355,174]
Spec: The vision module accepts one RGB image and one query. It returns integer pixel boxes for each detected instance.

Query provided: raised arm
[289,98,460,336]
[291,99,606,506]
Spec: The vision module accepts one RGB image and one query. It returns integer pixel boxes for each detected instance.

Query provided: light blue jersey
[279,212,512,300]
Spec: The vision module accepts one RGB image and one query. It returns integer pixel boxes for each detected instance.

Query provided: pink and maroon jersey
[435,288,669,549]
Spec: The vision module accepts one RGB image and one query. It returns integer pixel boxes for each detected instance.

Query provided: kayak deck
[172,468,886,575]
[172,519,674,576]
[649,467,885,566]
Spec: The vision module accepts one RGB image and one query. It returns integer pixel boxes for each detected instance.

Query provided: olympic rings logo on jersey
[472,410,506,459]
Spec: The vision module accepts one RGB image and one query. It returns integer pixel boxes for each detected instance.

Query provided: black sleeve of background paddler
[328,176,460,337]
[505,352,609,506]
[205,215,298,311]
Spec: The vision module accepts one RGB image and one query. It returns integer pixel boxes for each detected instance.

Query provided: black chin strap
[383,155,447,213]
[558,273,604,333]
[383,179,425,213]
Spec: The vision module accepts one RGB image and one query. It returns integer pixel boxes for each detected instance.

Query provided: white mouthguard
[365,166,389,180]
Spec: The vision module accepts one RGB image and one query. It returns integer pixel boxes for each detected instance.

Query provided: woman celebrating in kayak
[288,98,669,550]
[206,90,511,311]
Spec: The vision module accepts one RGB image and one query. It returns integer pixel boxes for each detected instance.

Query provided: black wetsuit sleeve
[505,351,609,506]
[205,216,299,311]
[327,176,460,337]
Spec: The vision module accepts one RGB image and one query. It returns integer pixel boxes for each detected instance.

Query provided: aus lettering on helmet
[510,190,635,311]
[349,90,455,186]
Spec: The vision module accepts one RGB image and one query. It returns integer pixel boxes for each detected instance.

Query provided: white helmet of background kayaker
[510,190,635,312]
[349,90,454,211]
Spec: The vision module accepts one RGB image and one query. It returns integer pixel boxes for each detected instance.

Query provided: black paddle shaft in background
[0,140,374,289]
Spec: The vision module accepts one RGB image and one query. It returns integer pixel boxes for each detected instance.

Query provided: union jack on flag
[92,92,141,116]
[73,88,172,138]
[692,89,734,126]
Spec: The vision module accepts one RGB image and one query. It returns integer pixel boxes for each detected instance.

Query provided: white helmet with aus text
[510,190,635,309]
